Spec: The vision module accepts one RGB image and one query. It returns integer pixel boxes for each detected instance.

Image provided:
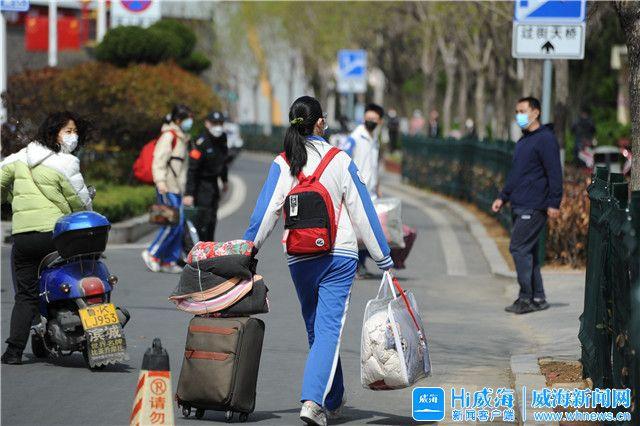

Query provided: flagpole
[48,0,57,67]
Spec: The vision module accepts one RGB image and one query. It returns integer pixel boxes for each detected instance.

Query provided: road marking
[218,174,246,220]
[383,185,468,276]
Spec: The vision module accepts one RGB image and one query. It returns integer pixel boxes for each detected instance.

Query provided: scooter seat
[38,251,64,276]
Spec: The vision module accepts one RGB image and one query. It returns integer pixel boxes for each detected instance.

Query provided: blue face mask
[515,113,531,129]
[180,118,193,132]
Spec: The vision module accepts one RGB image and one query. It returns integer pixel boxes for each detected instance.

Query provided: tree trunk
[457,65,469,128]
[553,60,570,151]
[475,73,486,139]
[437,36,457,136]
[421,35,438,117]
[523,59,543,98]
[614,1,640,190]
[494,72,507,139]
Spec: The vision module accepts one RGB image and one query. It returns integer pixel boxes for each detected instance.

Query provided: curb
[381,179,516,278]
[510,354,559,425]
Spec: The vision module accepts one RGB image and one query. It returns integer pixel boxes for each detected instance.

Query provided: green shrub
[5,62,221,150]
[595,119,631,146]
[179,51,212,74]
[95,19,209,73]
[92,182,156,223]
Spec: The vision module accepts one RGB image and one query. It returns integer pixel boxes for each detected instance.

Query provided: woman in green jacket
[1,111,92,364]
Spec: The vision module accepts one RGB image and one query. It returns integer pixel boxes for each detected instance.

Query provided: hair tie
[290,117,304,125]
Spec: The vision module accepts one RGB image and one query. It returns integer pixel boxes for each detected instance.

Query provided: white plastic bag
[361,272,431,390]
[374,198,405,248]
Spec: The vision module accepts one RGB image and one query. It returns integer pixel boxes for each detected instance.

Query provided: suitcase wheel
[239,413,249,423]
[225,411,233,423]
[182,406,191,418]
[195,409,205,420]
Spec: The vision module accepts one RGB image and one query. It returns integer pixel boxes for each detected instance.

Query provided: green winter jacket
[1,142,92,234]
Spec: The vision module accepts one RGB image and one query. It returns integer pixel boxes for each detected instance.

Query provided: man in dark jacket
[183,111,229,242]
[492,97,563,315]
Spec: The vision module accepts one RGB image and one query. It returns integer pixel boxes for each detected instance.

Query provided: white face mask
[60,133,78,153]
[210,125,224,137]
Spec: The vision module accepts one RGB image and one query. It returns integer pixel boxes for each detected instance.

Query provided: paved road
[1,154,563,425]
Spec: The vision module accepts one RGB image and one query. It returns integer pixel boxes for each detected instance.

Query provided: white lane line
[384,185,468,276]
[218,174,246,220]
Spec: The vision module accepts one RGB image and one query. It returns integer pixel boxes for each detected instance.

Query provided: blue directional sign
[514,0,586,23]
[337,49,367,94]
[0,0,29,12]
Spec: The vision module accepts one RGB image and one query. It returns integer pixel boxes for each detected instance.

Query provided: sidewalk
[381,171,584,423]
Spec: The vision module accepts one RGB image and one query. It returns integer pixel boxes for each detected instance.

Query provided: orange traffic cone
[130,338,175,426]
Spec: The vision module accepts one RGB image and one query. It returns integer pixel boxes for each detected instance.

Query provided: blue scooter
[30,210,130,369]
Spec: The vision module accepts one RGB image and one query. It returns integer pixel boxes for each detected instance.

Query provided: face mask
[516,113,531,129]
[60,133,78,153]
[180,118,193,132]
[364,120,378,132]
[210,125,224,137]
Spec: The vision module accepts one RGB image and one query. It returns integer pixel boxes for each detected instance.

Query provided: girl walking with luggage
[1,111,92,364]
[244,96,393,426]
[142,104,192,273]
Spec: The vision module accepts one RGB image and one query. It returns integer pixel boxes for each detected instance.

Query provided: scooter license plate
[79,304,119,330]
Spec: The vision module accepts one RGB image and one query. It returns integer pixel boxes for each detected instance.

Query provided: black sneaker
[505,298,535,315]
[1,348,23,365]
[532,298,550,311]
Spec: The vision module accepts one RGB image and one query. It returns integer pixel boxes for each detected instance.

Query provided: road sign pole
[48,0,57,67]
[97,0,107,43]
[0,11,7,124]
[541,59,553,123]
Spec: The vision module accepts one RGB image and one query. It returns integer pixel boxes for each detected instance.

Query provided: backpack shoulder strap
[311,147,341,180]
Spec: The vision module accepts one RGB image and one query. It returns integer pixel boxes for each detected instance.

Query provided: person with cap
[183,111,229,242]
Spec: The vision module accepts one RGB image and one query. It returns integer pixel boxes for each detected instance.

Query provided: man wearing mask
[492,97,562,315]
[341,103,384,277]
[183,111,229,242]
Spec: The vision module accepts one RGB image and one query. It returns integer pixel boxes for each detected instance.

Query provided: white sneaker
[141,250,160,272]
[160,262,183,274]
[300,400,326,426]
[326,397,346,420]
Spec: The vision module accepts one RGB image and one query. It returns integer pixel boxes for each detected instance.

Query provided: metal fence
[578,167,640,422]
[401,136,515,229]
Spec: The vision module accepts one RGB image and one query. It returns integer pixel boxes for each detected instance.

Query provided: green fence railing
[578,166,639,422]
[402,136,515,229]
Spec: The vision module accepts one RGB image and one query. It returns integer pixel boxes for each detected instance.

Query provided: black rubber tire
[182,407,191,418]
[82,347,105,371]
[30,334,48,358]
[195,409,205,419]
[239,413,249,423]
[225,411,233,423]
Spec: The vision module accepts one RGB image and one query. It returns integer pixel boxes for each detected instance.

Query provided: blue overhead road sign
[337,49,367,94]
[514,0,586,23]
[0,0,29,11]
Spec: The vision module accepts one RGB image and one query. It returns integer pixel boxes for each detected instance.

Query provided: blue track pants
[289,255,357,410]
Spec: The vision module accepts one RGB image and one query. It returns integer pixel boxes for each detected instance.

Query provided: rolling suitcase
[176,316,265,423]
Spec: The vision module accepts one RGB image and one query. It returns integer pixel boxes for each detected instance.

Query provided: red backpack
[281,147,342,255]
[133,130,178,184]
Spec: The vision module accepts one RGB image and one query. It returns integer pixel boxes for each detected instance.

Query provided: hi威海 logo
[413,387,445,421]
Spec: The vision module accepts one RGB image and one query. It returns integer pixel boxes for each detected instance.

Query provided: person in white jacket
[243,96,393,426]
[141,104,192,274]
[339,103,385,277]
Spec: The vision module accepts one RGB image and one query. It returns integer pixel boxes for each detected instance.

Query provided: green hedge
[92,182,155,223]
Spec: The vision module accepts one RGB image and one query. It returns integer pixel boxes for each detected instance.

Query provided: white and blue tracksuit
[148,191,183,263]
[339,124,380,199]
[243,136,392,409]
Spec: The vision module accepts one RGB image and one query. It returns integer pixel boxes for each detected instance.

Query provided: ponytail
[284,126,308,177]
[284,96,323,177]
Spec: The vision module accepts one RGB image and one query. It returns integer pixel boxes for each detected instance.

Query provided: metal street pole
[48,0,57,67]
[539,58,554,266]
[541,59,553,123]
[0,11,7,124]
[97,0,107,43]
